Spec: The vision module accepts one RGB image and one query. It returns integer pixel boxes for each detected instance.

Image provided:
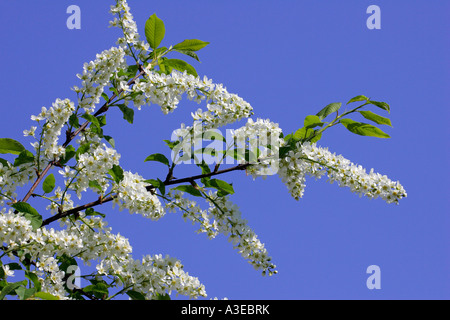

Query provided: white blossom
[112,171,165,220]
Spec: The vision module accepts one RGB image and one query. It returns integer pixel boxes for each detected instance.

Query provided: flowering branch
[0,0,405,300]
[41,162,251,227]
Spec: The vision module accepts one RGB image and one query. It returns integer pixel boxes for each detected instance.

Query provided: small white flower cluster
[0,209,33,247]
[205,191,277,276]
[131,70,253,129]
[165,190,219,239]
[73,46,126,114]
[232,118,285,177]
[109,0,149,55]
[30,98,76,160]
[45,186,74,215]
[0,207,206,299]
[112,171,165,220]
[164,190,276,275]
[71,143,121,199]
[97,253,207,299]
[279,142,407,204]
[0,162,34,207]
[35,256,67,298]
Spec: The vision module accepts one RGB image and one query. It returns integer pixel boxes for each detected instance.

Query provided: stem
[41,162,251,227]
[20,67,146,206]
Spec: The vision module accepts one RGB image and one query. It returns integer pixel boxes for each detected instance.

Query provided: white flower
[278,142,407,204]
[2,264,15,278]
[113,171,165,220]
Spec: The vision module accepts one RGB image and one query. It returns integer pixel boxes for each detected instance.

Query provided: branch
[162,162,250,186]
[20,66,146,204]
[41,162,251,227]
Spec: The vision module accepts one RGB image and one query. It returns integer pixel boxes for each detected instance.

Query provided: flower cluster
[112,171,165,220]
[0,209,33,247]
[0,207,206,299]
[72,143,121,198]
[97,253,207,299]
[109,0,149,56]
[0,161,35,207]
[231,118,285,177]
[164,190,276,276]
[205,191,277,276]
[278,142,407,204]
[131,70,253,129]
[165,190,219,239]
[29,98,76,160]
[73,46,126,114]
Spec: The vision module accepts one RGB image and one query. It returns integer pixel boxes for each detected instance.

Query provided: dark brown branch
[41,162,251,227]
[162,163,250,186]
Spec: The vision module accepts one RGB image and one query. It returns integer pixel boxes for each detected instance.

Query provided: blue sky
[0,1,448,299]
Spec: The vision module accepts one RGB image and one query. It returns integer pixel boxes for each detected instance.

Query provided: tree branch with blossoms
[0,0,406,300]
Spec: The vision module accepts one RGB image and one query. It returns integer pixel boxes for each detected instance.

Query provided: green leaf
[368,100,390,113]
[127,64,139,75]
[13,150,35,167]
[6,263,22,271]
[89,180,102,192]
[157,178,165,195]
[359,110,392,126]
[303,115,324,129]
[197,161,211,184]
[163,139,180,150]
[16,286,36,300]
[60,145,76,165]
[145,178,165,195]
[0,158,9,167]
[0,281,27,300]
[11,202,43,230]
[162,59,198,77]
[69,113,80,128]
[85,207,106,218]
[340,118,390,138]
[293,127,312,141]
[109,86,119,96]
[103,135,115,148]
[75,143,90,160]
[34,292,59,300]
[109,165,124,184]
[144,179,160,186]
[117,104,134,124]
[24,271,41,293]
[81,113,100,129]
[347,95,369,104]
[42,174,56,193]
[173,39,210,51]
[84,283,109,299]
[57,254,77,273]
[173,49,201,62]
[153,293,171,300]
[145,14,165,49]
[97,115,107,127]
[127,290,146,300]
[0,138,25,155]
[316,102,341,120]
[144,153,170,167]
[172,185,203,197]
[149,47,168,60]
[205,179,234,196]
